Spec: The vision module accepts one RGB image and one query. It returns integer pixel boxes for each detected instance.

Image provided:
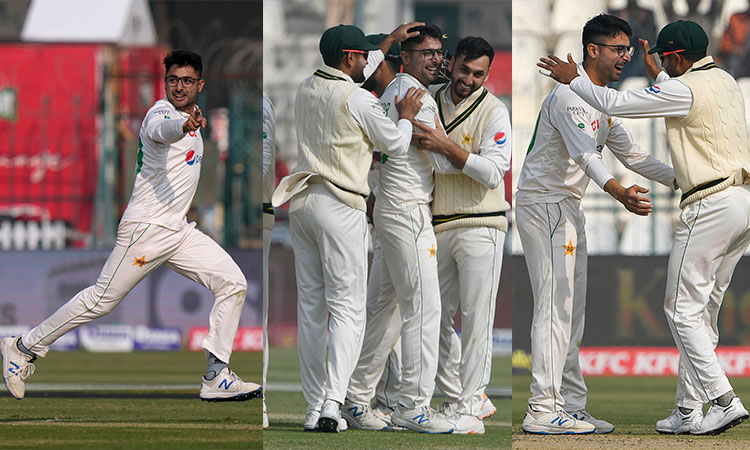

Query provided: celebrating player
[1,50,262,402]
[411,36,511,435]
[539,19,750,436]
[271,23,425,433]
[517,14,676,434]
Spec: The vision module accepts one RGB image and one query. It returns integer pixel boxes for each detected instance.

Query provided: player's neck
[582,62,607,87]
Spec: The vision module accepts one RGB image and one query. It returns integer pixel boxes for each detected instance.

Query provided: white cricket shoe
[1,337,36,400]
[478,394,497,419]
[390,406,455,434]
[690,397,749,436]
[304,410,320,431]
[450,413,485,435]
[655,408,702,434]
[199,368,262,402]
[341,399,389,430]
[263,399,269,429]
[438,401,458,419]
[372,399,396,426]
[317,399,342,433]
[568,409,614,434]
[521,406,595,434]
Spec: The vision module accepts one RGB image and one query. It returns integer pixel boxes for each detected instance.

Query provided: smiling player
[1,50,261,403]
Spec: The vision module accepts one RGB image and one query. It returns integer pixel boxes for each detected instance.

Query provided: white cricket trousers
[23,221,247,363]
[665,185,750,409]
[347,227,402,407]
[374,202,441,410]
[517,199,588,414]
[262,225,271,389]
[289,184,368,410]
[435,226,505,416]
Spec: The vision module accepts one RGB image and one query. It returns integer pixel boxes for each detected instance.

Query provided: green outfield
[0,351,262,449]
[512,373,750,448]
[265,347,512,449]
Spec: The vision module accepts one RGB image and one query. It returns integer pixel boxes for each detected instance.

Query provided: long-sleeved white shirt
[517,64,675,205]
[377,73,452,210]
[569,70,693,118]
[121,98,202,230]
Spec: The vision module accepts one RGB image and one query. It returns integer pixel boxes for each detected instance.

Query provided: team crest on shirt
[462,132,474,146]
[133,255,149,268]
[563,240,576,256]
[428,245,437,258]
[494,132,507,145]
[185,150,202,166]
[648,85,661,94]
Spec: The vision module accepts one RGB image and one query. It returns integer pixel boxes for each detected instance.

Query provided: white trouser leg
[435,231,462,405]
[375,202,441,409]
[375,344,402,408]
[262,226,271,389]
[24,222,167,356]
[347,228,401,404]
[438,227,504,416]
[518,199,586,414]
[164,224,247,364]
[665,186,750,407]
[290,185,368,409]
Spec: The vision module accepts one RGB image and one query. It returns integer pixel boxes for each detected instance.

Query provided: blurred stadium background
[263,0,513,434]
[512,0,750,416]
[0,0,262,359]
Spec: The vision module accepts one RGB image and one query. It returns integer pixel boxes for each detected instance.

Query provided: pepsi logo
[494,132,507,145]
[185,150,202,166]
[648,85,661,94]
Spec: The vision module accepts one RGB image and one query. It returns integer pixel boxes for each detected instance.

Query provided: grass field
[0,351,262,449]
[265,347,511,449]
[512,373,750,448]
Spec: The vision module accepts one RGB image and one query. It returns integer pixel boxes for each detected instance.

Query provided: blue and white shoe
[1,336,36,400]
[341,399,389,430]
[199,368,262,402]
[390,406,454,433]
[521,405,595,434]
[568,409,615,434]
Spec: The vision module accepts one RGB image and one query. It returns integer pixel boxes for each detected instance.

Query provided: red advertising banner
[580,346,750,377]
[0,44,101,245]
[187,326,263,352]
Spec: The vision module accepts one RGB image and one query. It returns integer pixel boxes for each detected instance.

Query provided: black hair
[402,24,443,50]
[455,36,495,66]
[684,51,707,62]
[163,49,203,77]
[324,52,345,68]
[582,14,633,61]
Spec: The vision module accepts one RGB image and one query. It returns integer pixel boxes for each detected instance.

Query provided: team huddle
[270,22,510,435]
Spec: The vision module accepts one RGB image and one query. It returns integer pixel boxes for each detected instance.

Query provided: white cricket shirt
[121,98,203,231]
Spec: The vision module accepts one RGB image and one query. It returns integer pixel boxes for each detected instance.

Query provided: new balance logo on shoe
[9,361,18,375]
[413,414,429,425]
[348,406,363,417]
[219,379,234,390]
[552,417,569,426]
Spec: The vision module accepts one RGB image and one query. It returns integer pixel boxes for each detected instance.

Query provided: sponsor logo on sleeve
[185,150,202,166]
[494,132,507,145]
[648,85,661,94]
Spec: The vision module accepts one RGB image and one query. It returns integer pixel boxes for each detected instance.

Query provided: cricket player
[262,92,275,429]
[271,23,425,433]
[364,23,456,434]
[411,36,511,435]
[1,50,261,402]
[539,19,750,436]
[517,14,676,434]
[342,33,404,431]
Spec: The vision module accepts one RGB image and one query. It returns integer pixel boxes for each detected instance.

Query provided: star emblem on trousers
[428,245,437,258]
[133,255,148,268]
[562,241,576,256]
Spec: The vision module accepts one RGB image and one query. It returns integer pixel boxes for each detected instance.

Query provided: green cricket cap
[648,20,708,55]
[366,33,400,58]
[320,25,379,61]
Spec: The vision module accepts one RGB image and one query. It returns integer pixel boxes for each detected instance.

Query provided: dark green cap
[319,25,379,61]
[366,33,400,58]
[648,20,708,55]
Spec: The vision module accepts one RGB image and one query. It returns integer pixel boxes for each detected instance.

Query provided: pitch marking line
[0,421,257,430]
[25,383,197,391]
